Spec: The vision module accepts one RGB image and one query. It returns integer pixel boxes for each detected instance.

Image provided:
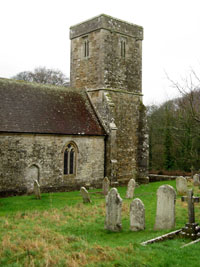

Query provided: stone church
[0,14,148,196]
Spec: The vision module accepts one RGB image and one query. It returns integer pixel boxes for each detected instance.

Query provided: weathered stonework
[0,133,105,196]
[126,179,136,199]
[176,176,187,195]
[70,14,148,184]
[130,198,145,231]
[87,89,148,183]
[70,14,143,92]
[193,174,200,186]
[33,180,41,199]
[80,187,91,203]
[105,187,122,231]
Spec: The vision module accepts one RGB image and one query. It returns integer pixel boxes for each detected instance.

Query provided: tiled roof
[0,79,105,136]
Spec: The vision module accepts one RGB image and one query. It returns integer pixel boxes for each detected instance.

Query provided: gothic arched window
[64,143,77,175]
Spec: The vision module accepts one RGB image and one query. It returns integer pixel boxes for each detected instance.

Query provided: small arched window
[64,143,77,175]
[82,36,89,58]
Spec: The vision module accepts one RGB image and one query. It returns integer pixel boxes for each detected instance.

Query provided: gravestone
[105,188,122,232]
[80,187,91,203]
[125,179,136,199]
[102,177,110,196]
[154,185,176,230]
[130,198,145,231]
[33,180,41,199]
[26,165,39,194]
[193,174,200,186]
[176,176,187,195]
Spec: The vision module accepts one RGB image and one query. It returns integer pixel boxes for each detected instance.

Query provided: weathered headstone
[105,188,122,232]
[181,189,199,224]
[125,178,136,199]
[33,180,41,199]
[130,198,145,231]
[26,165,39,194]
[102,177,110,196]
[80,187,91,203]
[154,185,176,230]
[193,174,200,186]
[180,189,200,240]
[176,176,187,195]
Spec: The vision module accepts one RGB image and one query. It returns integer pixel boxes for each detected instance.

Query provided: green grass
[0,180,200,266]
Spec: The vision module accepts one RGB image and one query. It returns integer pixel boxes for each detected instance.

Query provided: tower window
[83,37,89,58]
[120,37,127,58]
[121,40,126,58]
[64,143,77,175]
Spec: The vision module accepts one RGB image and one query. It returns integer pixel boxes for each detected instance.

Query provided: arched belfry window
[64,143,77,175]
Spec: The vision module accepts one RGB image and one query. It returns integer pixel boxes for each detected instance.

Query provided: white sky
[1,0,200,105]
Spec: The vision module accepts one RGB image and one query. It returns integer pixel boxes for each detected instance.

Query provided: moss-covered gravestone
[34,180,41,199]
[105,188,122,232]
[176,176,187,195]
[193,174,200,186]
[125,179,136,199]
[130,198,145,231]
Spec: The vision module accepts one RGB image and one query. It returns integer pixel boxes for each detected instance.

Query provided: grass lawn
[0,180,200,266]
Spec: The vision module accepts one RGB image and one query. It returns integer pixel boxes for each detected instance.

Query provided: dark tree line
[148,72,200,174]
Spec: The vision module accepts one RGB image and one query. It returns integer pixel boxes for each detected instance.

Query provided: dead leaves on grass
[0,197,134,266]
[0,231,115,266]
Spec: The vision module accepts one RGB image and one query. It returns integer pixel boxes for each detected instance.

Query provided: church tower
[70,14,148,184]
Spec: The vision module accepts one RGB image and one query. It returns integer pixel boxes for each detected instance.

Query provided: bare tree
[166,70,200,123]
[12,71,33,82]
[12,67,70,87]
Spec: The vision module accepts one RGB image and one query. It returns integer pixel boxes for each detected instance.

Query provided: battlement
[70,14,143,40]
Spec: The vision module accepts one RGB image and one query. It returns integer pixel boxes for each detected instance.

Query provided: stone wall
[0,133,105,196]
[88,89,149,184]
[70,29,104,89]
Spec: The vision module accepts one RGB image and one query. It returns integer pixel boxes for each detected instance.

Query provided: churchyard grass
[0,180,200,266]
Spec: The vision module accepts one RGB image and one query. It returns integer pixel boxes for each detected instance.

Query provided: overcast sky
[1,0,200,105]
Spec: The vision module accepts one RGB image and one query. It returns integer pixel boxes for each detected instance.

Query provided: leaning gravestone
[80,187,91,203]
[34,180,41,199]
[193,174,200,186]
[176,176,187,195]
[105,188,122,232]
[102,177,110,196]
[130,198,145,231]
[154,185,176,230]
[125,179,136,199]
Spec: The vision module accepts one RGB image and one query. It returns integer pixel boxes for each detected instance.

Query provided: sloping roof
[0,78,106,136]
